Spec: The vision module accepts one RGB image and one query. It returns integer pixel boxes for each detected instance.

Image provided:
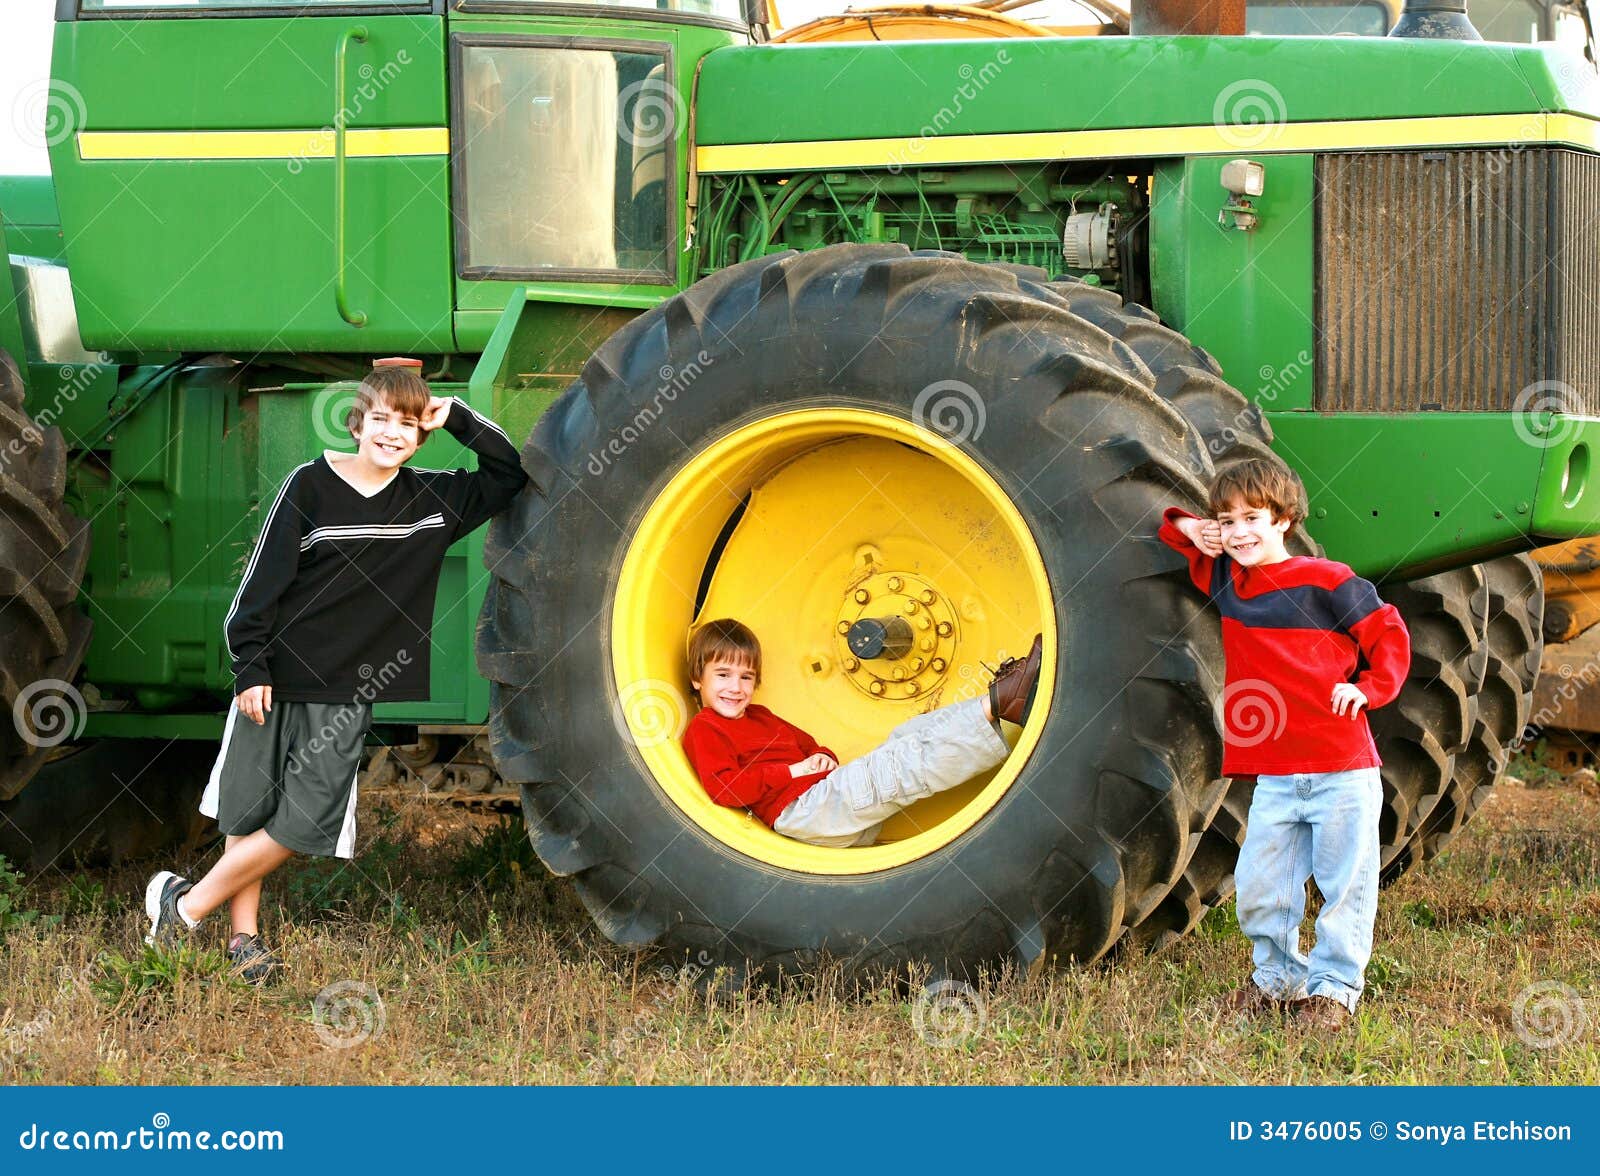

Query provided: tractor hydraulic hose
[738,175,774,262]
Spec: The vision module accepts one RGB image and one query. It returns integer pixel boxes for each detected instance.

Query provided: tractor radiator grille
[1315,148,1600,415]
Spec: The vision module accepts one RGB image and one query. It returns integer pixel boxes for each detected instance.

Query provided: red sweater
[1159,508,1411,775]
[680,704,839,827]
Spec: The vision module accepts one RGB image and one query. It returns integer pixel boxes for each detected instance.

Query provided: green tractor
[1,0,1590,980]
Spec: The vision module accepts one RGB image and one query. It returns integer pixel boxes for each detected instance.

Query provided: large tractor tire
[0,350,92,802]
[1408,554,1541,865]
[1368,567,1486,883]
[0,738,217,872]
[479,244,1229,981]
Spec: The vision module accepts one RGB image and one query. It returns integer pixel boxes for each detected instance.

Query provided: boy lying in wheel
[681,618,1042,848]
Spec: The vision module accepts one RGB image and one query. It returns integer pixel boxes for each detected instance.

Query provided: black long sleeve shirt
[224,399,528,703]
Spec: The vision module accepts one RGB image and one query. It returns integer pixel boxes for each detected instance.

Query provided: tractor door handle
[334,25,369,328]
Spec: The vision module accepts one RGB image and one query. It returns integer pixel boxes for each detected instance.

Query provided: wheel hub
[835,570,960,700]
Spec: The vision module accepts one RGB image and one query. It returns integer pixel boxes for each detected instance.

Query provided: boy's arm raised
[1336,576,1412,709]
[1157,507,1217,593]
[429,399,530,539]
[225,468,309,694]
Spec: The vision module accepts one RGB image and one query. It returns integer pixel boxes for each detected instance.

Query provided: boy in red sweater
[1160,459,1410,1031]
[681,619,1041,848]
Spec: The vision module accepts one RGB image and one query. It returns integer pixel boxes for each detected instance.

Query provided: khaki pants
[772,698,1009,848]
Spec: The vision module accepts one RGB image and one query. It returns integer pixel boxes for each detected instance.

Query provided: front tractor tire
[480,245,1231,982]
[0,350,91,802]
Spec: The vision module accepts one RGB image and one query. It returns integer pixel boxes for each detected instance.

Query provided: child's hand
[419,396,454,433]
[790,753,838,778]
[1330,682,1368,718]
[1176,514,1223,557]
[238,684,272,726]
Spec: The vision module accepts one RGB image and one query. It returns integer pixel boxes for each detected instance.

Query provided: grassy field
[2,772,1598,1085]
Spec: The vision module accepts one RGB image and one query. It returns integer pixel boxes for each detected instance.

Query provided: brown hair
[1209,458,1308,534]
[688,618,762,686]
[345,365,432,441]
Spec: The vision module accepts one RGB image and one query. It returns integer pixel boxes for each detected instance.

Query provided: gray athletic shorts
[198,699,372,859]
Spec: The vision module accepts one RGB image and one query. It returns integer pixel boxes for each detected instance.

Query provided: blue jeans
[1233,768,1382,1012]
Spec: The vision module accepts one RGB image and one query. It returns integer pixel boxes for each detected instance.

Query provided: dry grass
[2,778,1598,1085]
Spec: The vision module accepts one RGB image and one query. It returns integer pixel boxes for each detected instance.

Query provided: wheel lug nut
[854,589,871,604]
[936,621,953,637]
[844,657,860,671]
[837,620,851,634]
[869,681,885,696]
[918,617,932,630]
[903,683,918,696]
[903,599,919,614]
[931,657,947,671]
[920,589,936,604]
[887,576,903,592]
[920,637,935,651]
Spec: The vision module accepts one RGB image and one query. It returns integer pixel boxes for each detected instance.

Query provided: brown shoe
[1221,985,1301,1015]
[1293,995,1352,1030]
[989,634,1043,725]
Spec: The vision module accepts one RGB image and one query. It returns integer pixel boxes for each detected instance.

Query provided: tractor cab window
[1244,1,1391,35]
[453,40,676,283]
[1468,0,1545,40]
[451,0,747,26]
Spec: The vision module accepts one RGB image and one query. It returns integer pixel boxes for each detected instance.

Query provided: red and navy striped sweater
[1159,508,1411,775]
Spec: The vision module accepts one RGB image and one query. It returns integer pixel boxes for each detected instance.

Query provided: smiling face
[692,656,758,720]
[1215,496,1292,568]
[351,395,422,471]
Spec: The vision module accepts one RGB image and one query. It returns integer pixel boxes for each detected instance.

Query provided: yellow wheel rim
[611,408,1056,875]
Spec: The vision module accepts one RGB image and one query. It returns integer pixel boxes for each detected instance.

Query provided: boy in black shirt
[143,362,528,981]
